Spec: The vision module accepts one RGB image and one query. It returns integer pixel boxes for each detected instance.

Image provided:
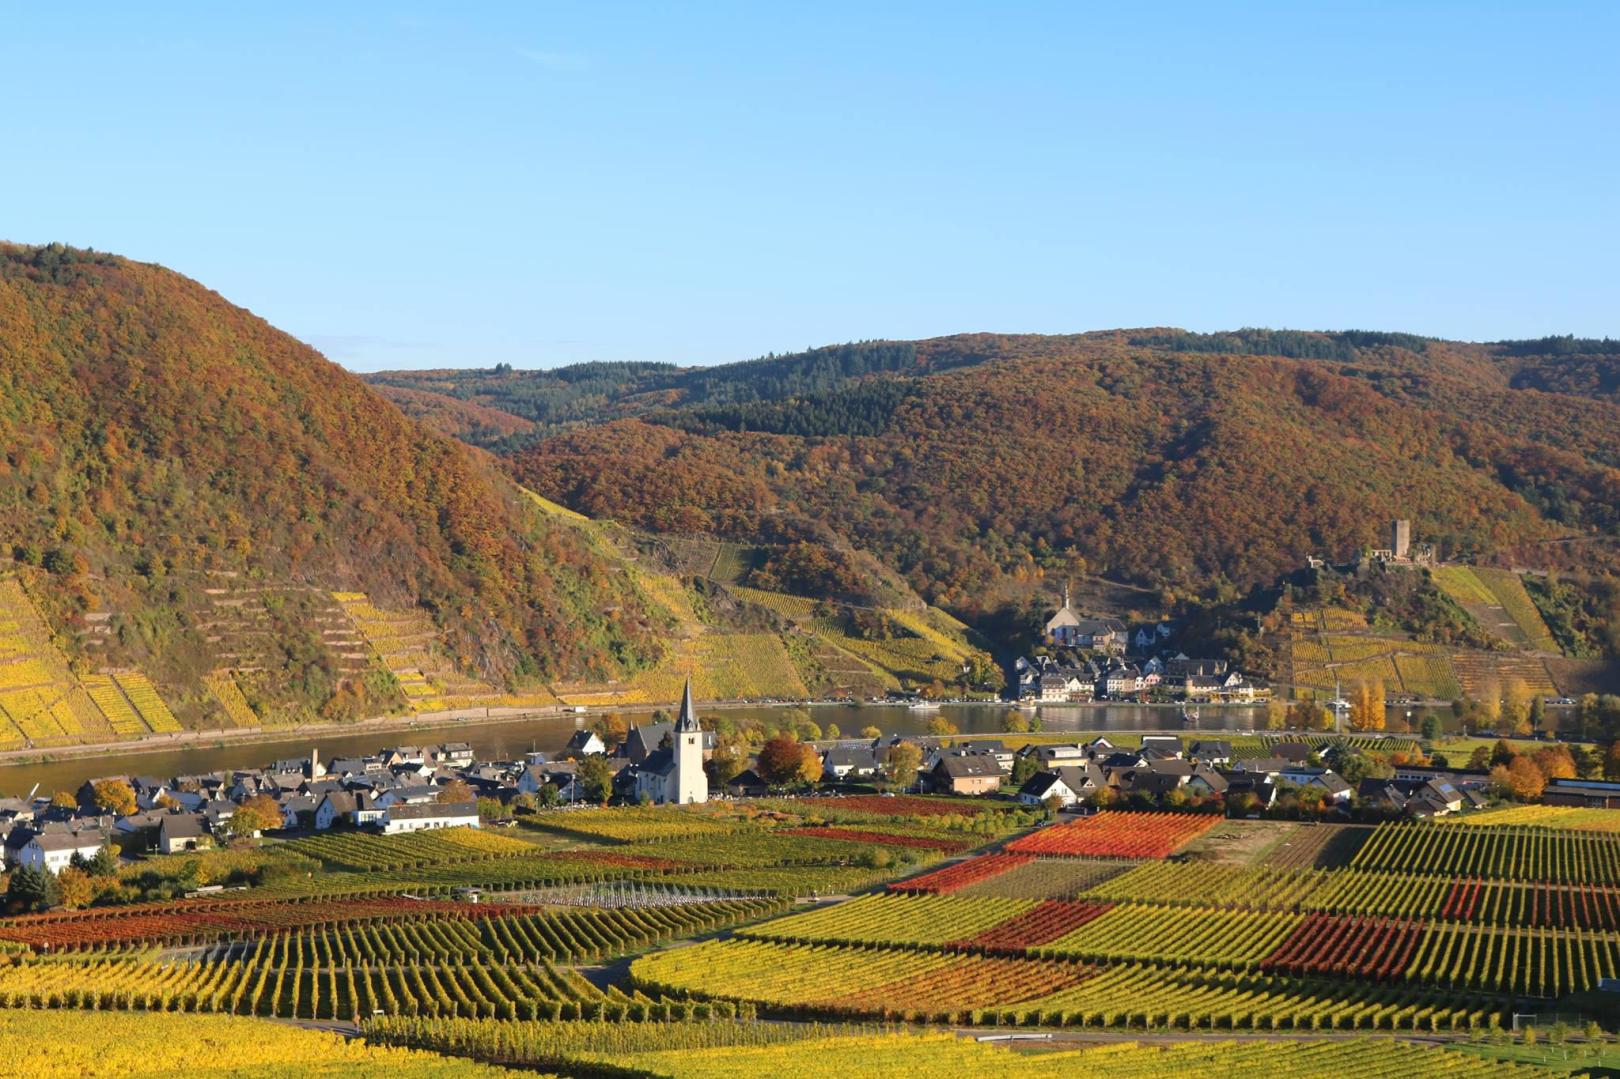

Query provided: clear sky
[4,2,1615,371]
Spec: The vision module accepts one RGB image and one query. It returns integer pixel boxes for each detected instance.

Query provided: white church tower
[672,677,708,805]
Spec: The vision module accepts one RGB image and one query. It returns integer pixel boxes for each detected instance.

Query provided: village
[9,670,1577,888]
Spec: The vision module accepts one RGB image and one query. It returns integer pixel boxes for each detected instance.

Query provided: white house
[15,829,105,874]
[381,801,479,834]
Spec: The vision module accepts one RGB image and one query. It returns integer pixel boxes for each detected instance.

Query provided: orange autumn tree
[1350,681,1386,731]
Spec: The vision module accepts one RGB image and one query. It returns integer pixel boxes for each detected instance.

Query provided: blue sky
[4,2,1615,371]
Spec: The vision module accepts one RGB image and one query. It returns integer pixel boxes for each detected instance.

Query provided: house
[822,744,881,779]
[1034,744,1091,766]
[1140,735,1183,759]
[1018,770,1082,807]
[1186,765,1229,798]
[1187,740,1234,766]
[725,768,769,798]
[1222,773,1278,810]
[1099,665,1142,698]
[1272,742,1316,765]
[437,742,475,766]
[1543,779,1620,808]
[1038,671,1084,703]
[381,801,479,834]
[383,746,427,767]
[12,827,106,874]
[158,814,215,855]
[280,795,317,830]
[313,791,358,831]
[927,754,1002,796]
[1233,756,1289,776]
[1278,767,1353,805]
[1018,764,1102,807]
[965,741,1015,774]
[564,730,607,757]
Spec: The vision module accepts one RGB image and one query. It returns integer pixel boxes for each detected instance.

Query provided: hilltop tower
[672,677,708,805]
[1392,519,1411,560]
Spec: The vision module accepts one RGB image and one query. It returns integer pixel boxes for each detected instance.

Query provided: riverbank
[0,695,1283,769]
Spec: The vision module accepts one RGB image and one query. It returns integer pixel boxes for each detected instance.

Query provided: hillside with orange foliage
[488,331,1620,611]
[0,243,660,729]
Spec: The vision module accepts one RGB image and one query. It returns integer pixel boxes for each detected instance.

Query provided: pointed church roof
[675,677,702,732]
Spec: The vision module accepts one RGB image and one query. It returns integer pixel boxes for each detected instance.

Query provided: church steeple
[675,676,702,732]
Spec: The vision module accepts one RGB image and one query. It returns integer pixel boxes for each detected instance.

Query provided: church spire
[675,676,702,732]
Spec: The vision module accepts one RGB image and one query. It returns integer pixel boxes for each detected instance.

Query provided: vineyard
[1441,805,1620,833]
[1353,822,1620,884]
[331,591,511,712]
[1433,566,1560,654]
[0,577,192,747]
[0,900,779,1021]
[2,794,1618,1066]
[1005,810,1220,858]
[360,1018,1565,1078]
[4,1010,521,1077]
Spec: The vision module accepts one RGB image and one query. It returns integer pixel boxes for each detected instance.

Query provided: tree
[1478,680,1502,729]
[86,845,119,877]
[1011,755,1040,787]
[1265,698,1289,731]
[707,739,748,786]
[1529,694,1545,735]
[1350,681,1385,732]
[796,743,825,785]
[6,865,57,913]
[536,782,561,808]
[590,712,629,749]
[55,866,94,910]
[860,726,882,740]
[438,779,475,804]
[1492,756,1546,801]
[926,714,958,737]
[50,791,76,809]
[1532,745,1577,783]
[824,723,841,740]
[91,779,137,816]
[1503,678,1533,737]
[231,794,283,837]
[577,755,615,804]
[966,653,998,688]
[1419,713,1444,743]
[1001,712,1031,734]
[758,735,812,787]
[884,741,924,787]
[1490,739,1517,769]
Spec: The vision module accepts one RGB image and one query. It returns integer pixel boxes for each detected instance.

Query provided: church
[630,678,709,805]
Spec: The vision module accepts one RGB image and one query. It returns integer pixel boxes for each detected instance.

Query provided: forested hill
[401,330,1620,611]
[0,243,659,731]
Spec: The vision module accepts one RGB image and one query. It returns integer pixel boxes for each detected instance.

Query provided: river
[0,700,1458,798]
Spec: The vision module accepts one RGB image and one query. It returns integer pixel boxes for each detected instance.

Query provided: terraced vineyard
[0,578,113,747]
[1434,566,1560,654]
[331,591,555,712]
[203,669,259,727]
[1287,620,1562,700]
